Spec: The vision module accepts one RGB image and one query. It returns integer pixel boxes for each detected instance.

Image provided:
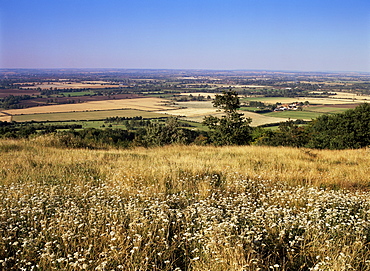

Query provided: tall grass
[0,138,370,270]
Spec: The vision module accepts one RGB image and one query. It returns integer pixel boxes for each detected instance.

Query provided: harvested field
[329,92,370,100]
[17,94,140,108]
[0,112,12,122]
[4,98,171,116]
[240,111,289,126]
[12,109,167,122]
[158,108,224,122]
[158,101,287,125]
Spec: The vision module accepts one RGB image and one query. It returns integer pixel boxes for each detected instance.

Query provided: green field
[12,109,167,122]
[262,106,351,120]
[40,120,127,129]
[241,97,300,104]
[239,106,263,112]
[57,91,96,97]
[305,105,351,114]
[263,110,323,120]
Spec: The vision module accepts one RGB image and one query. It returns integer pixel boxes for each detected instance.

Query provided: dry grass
[1,139,370,270]
[1,140,369,190]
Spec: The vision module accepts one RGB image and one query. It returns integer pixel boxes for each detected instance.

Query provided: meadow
[1,138,370,270]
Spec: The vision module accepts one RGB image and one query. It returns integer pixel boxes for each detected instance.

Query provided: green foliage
[307,103,370,149]
[203,90,252,145]
[255,120,310,147]
[0,95,33,109]
[135,117,197,147]
[51,128,135,149]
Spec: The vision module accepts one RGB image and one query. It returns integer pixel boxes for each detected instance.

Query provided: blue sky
[1,0,369,72]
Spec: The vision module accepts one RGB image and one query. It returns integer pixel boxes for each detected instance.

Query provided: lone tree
[203,90,252,145]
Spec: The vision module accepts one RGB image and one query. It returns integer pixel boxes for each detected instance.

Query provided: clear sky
[1,0,370,72]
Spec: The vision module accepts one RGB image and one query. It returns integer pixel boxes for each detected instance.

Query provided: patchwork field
[242,96,366,105]
[158,108,225,122]
[156,101,288,125]
[16,94,140,108]
[240,111,289,126]
[263,110,323,120]
[4,97,171,116]
[11,109,167,122]
[263,104,359,120]
[17,81,121,90]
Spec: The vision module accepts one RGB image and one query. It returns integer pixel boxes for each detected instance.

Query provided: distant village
[274,102,307,111]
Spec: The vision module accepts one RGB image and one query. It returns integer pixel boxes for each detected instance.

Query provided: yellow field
[158,108,224,122]
[156,101,289,125]
[329,91,370,100]
[3,97,172,116]
[0,113,11,122]
[11,109,167,122]
[240,111,288,126]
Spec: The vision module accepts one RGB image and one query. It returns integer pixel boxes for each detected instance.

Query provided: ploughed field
[1,140,370,270]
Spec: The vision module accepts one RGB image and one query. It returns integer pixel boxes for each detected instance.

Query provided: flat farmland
[4,97,171,116]
[12,109,167,122]
[0,89,40,98]
[157,101,221,122]
[239,111,288,126]
[17,94,140,108]
[330,92,370,101]
[18,81,121,90]
[158,108,224,123]
[157,101,288,125]
[263,110,323,120]
[263,104,356,120]
[306,104,358,113]
[242,96,366,105]
[0,112,12,122]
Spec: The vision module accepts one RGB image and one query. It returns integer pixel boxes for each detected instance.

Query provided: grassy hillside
[1,139,370,270]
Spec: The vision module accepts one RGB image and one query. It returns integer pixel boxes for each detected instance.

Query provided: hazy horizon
[1,0,370,73]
